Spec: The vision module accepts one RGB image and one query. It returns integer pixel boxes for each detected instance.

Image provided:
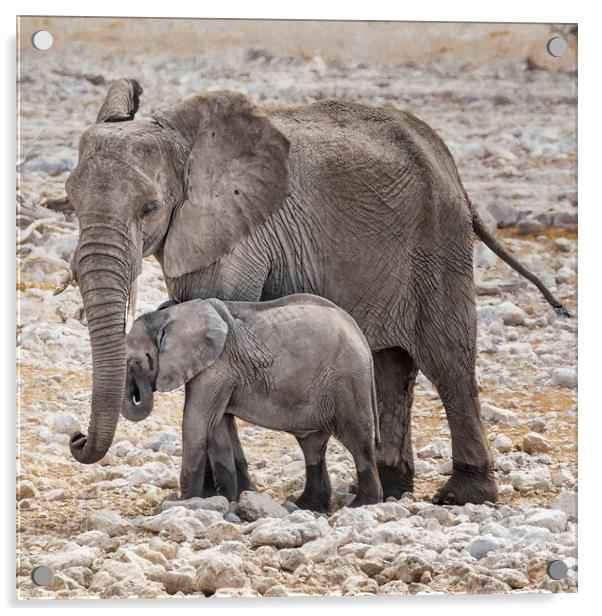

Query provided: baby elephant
[123,294,382,512]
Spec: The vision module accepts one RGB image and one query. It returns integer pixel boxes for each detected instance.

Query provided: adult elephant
[65,78,568,505]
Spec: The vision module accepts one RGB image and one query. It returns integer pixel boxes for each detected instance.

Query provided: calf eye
[141,201,161,217]
[146,353,154,372]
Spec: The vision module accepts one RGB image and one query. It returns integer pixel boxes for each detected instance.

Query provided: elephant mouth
[130,380,141,406]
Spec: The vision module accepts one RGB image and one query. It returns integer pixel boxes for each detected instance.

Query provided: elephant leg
[415,330,497,505]
[294,432,332,513]
[337,424,383,508]
[208,416,237,502]
[373,348,418,499]
[226,415,255,496]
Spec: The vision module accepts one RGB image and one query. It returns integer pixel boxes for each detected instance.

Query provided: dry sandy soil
[17,18,577,599]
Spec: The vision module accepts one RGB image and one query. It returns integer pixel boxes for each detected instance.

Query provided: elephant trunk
[122,362,154,422]
[69,224,133,464]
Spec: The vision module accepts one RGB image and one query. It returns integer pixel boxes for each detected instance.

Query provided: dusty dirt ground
[17,18,577,599]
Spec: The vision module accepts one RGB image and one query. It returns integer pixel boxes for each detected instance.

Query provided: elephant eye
[141,200,161,217]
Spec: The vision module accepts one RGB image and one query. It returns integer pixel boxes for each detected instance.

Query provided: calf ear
[155,300,228,392]
[96,78,143,123]
[160,92,290,278]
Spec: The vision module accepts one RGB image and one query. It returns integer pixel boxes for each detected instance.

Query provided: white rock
[237,490,288,521]
[194,548,246,594]
[44,545,99,570]
[74,530,110,547]
[88,509,131,537]
[496,301,526,326]
[522,432,551,454]
[467,534,502,560]
[481,402,517,424]
[162,495,229,514]
[127,461,178,488]
[492,434,513,453]
[17,479,38,500]
[52,412,80,435]
[553,238,572,252]
[552,491,577,521]
[555,267,573,285]
[525,508,567,533]
[551,368,577,389]
[552,467,574,486]
[143,430,179,455]
[509,467,552,492]
[417,439,450,459]
[250,511,329,548]
[112,440,135,457]
[278,548,308,572]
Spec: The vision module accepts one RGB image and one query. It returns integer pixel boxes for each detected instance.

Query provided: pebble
[492,434,513,453]
[194,548,246,595]
[127,462,178,488]
[52,412,80,435]
[551,368,577,389]
[497,301,527,326]
[88,510,131,537]
[236,490,288,521]
[467,534,502,560]
[17,479,38,500]
[161,495,229,515]
[481,402,517,424]
[522,432,551,454]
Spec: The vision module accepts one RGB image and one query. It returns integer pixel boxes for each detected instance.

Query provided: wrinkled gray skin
[124,295,383,511]
[66,78,568,506]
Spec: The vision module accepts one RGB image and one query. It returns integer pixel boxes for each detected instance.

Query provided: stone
[127,461,178,488]
[417,439,450,459]
[497,301,526,326]
[465,572,510,594]
[481,402,517,424]
[377,553,433,584]
[236,490,288,521]
[553,237,572,252]
[467,534,502,560]
[143,430,179,455]
[112,440,135,457]
[161,496,229,515]
[17,479,38,500]
[74,530,110,548]
[194,548,246,594]
[249,511,329,548]
[88,510,131,537]
[44,545,99,570]
[552,467,574,487]
[279,548,308,572]
[163,570,196,595]
[522,432,551,454]
[552,490,577,521]
[263,584,288,597]
[342,575,378,595]
[525,508,567,533]
[492,434,513,453]
[555,267,573,285]
[551,368,577,389]
[52,412,80,435]
[509,467,552,492]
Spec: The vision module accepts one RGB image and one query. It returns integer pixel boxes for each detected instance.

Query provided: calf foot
[294,491,331,514]
[377,462,414,499]
[433,461,498,505]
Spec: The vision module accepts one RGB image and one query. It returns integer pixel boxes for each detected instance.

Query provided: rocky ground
[17,21,576,599]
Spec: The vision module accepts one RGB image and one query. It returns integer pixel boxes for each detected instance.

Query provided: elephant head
[122,300,228,422]
[65,78,289,463]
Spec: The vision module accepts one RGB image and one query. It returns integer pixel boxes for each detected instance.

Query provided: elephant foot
[433,461,498,506]
[377,462,414,499]
[294,491,331,514]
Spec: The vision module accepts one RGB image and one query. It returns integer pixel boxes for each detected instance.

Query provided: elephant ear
[96,78,143,123]
[161,93,290,278]
[155,300,228,393]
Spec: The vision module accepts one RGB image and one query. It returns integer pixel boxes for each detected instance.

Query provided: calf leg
[294,432,332,513]
[208,416,237,502]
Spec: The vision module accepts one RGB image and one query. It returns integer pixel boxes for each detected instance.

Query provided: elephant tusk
[125,278,138,334]
[53,270,74,296]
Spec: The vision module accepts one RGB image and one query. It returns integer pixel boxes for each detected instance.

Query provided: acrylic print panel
[16,17,577,599]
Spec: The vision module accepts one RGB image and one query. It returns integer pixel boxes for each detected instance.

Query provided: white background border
[3,1,598,613]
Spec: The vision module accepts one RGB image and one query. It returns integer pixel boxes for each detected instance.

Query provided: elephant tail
[471,206,571,317]
[369,363,381,448]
